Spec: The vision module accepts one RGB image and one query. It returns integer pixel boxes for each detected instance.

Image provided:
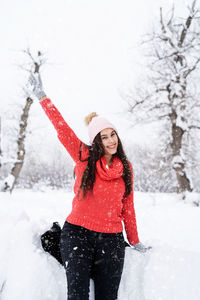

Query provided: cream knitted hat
[85,112,117,145]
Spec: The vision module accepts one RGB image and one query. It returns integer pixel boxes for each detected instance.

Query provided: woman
[28,73,151,300]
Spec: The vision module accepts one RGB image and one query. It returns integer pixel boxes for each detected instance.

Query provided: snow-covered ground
[0,189,200,300]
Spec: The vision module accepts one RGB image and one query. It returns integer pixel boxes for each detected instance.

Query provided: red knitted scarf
[96,156,123,180]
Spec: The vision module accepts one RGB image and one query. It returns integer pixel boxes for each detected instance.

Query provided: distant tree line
[1,135,200,193]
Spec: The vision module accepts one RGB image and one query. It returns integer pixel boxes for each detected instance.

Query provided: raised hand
[26,72,46,100]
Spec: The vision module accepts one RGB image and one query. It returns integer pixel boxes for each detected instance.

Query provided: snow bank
[0,190,199,300]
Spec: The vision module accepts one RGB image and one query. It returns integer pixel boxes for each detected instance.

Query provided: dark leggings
[60,221,125,300]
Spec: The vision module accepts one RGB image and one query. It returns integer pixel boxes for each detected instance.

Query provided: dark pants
[60,221,125,300]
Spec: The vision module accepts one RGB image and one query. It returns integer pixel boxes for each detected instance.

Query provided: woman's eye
[101,132,116,140]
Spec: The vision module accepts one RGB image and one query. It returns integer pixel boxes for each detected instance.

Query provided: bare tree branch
[178,1,197,48]
[167,3,175,29]
[160,7,167,34]
[183,57,200,77]
[188,125,200,130]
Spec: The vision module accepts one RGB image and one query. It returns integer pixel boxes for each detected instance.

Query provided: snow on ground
[0,189,200,300]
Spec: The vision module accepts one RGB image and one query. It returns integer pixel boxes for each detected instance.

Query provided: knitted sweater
[40,98,139,245]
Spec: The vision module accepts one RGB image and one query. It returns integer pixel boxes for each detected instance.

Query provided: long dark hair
[78,131,132,199]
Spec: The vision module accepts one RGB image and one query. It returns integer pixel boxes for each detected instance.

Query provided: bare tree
[124,1,200,196]
[1,49,45,192]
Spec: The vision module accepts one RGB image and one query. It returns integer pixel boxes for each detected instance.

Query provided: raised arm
[39,97,82,162]
[27,73,85,162]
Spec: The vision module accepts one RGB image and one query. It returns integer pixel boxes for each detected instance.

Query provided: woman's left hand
[132,242,152,253]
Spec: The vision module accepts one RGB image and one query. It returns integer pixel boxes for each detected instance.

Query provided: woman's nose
[108,136,114,143]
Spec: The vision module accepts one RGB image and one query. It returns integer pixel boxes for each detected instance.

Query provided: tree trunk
[2,97,33,192]
[170,108,193,193]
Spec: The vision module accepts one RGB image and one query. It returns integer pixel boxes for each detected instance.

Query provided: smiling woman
[26,72,151,300]
[100,128,118,164]
[85,112,119,165]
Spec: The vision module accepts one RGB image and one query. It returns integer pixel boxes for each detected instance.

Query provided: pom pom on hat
[85,112,117,145]
[85,112,98,126]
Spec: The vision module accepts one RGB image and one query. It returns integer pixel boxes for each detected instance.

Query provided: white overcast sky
[0,0,188,146]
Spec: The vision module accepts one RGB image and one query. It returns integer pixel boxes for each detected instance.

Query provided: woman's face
[100,128,118,156]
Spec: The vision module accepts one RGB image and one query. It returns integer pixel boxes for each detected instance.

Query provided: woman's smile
[107,143,117,149]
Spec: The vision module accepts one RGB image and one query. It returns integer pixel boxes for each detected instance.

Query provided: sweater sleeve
[40,98,82,163]
[121,163,140,246]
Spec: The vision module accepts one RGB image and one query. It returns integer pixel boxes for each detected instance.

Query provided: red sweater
[40,98,139,245]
